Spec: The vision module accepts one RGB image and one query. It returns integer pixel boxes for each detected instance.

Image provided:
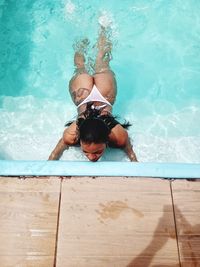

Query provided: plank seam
[54,177,63,267]
[170,180,182,267]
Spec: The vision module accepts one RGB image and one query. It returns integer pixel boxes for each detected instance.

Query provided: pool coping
[0,160,200,178]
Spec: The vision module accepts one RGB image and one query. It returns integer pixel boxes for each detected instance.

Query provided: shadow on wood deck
[0,177,199,267]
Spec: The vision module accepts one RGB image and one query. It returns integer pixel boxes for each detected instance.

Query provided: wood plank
[0,177,61,267]
[0,256,54,267]
[57,177,179,267]
[171,180,200,267]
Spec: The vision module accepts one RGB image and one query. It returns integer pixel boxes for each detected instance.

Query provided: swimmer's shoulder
[63,121,79,145]
[109,124,128,147]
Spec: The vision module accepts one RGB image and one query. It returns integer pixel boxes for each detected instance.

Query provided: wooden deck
[0,177,199,267]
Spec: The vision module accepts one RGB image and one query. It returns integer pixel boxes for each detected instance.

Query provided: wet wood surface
[0,176,199,267]
[172,180,200,267]
[0,177,60,267]
[56,178,179,267]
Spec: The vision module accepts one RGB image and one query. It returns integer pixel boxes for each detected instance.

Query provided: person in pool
[48,26,137,162]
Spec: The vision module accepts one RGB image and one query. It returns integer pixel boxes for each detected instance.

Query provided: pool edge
[0,160,200,178]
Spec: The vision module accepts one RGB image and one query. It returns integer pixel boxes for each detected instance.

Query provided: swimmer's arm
[123,137,138,162]
[110,125,138,162]
[48,138,69,160]
[48,122,78,160]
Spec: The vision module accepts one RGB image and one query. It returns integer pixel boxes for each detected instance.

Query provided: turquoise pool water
[0,0,200,162]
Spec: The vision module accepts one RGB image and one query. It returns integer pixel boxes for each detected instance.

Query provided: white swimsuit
[77,85,112,108]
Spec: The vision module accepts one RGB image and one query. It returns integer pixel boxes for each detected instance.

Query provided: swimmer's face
[80,142,106,162]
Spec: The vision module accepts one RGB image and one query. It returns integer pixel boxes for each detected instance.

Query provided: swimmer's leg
[69,39,93,106]
[93,27,117,104]
[70,38,90,77]
[95,26,113,73]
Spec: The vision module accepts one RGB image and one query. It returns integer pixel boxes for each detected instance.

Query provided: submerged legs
[71,26,113,76]
[69,26,117,106]
[93,26,117,104]
[69,39,93,106]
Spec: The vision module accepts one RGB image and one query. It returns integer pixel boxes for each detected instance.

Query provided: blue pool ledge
[0,160,200,178]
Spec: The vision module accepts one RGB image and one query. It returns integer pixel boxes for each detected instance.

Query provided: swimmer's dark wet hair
[65,102,131,144]
[78,117,110,144]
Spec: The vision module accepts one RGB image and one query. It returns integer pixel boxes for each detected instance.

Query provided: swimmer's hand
[124,137,138,162]
[48,138,69,160]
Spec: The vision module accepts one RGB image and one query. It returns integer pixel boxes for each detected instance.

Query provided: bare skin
[48,27,137,162]
[80,142,106,162]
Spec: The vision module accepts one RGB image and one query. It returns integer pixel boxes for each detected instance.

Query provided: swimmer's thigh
[93,70,117,104]
[69,73,93,105]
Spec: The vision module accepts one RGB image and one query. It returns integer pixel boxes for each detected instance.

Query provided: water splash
[65,0,76,15]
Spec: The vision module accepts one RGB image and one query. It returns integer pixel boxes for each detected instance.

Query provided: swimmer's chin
[89,158,100,162]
